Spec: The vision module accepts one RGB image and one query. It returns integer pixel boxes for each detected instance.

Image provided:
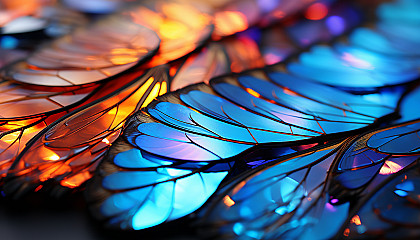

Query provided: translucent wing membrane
[127,68,394,162]
[168,1,363,90]
[1,0,419,238]
[4,15,160,87]
[85,62,396,229]
[341,164,420,239]
[212,0,332,37]
[283,0,420,93]
[197,142,346,240]
[3,67,168,196]
[169,43,231,91]
[0,79,98,179]
[87,137,229,230]
[330,120,420,203]
[128,0,213,67]
[197,119,420,239]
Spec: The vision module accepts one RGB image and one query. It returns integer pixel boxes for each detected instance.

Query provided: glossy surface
[126,69,394,162]
[128,0,213,67]
[198,143,345,239]
[4,67,168,195]
[6,16,160,87]
[1,0,420,239]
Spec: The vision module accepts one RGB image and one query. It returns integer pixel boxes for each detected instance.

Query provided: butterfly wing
[197,142,346,240]
[330,120,420,203]
[5,15,160,88]
[87,136,230,230]
[0,79,101,179]
[3,66,169,196]
[339,164,420,239]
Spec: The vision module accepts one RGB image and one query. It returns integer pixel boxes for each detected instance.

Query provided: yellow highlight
[350,215,362,225]
[215,11,248,36]
[111,48,138,55]
[141,82,161,108]
[159,82,167,96]
[246,88,261,98]
[223,195,235,207]
[110,56,139,65]
[108,76,155,130]
[1,131,20,144]
[44,153,60,161]
[159,20,188,39]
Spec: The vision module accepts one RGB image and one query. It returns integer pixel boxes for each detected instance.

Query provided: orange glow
[141,82,161,108]
[108,77,155,130]
[246,88,261,98]
[169,66,178,76]
[34,185,43,192]
[160,2,211,29]
[344,228,350,237]
[60,171,92,188]
[283,88,298,96]
[225,36,265,72]
[379,160,403,175]
[38,164,71,182]
[0,0,48,26]
[350,215,362,225]
[223,195,235,207]
[305,3,328,20]
[214,11,248,36]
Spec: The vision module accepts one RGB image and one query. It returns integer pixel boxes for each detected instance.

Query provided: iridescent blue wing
[87,137,230,230]
[3,66,168,196]
[287,43,419,92]
[339,163,420,239]
[86,65,396,230]
[286,0,420,93]
[196,141,348,240]
[330,120,420,203]
[126,69,395,162]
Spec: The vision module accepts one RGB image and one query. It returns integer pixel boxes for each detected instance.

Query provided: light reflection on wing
[285,0,420,93]
[340,164,420,239]
[3,66,169,196]
[330,120,420,203]
[126,67,395,163]
[197,142,347,240]
[87,137,229,230]
[129,0,213,67]
[4,15,160,87]
[0,79,99,179]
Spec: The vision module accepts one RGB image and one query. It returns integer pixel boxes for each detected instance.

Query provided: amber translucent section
[129,1,213,67]
[0,79,97,179]
[7,67,169,190]
[7,14,159,87]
